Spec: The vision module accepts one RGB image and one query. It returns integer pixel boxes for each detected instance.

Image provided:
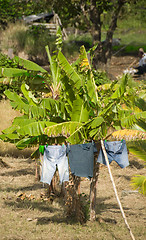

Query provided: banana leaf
[0,133,20,141]
[131,175,146,195]
[45,45,61,88]
[127,140,146,161]
[44,121,83,144]
[111,74,128,99]
[121,111,146,128]
[0,67,27,77]
[14,56,47,73]
[71,97,89,123]
[58,51,82,90]
[17,121,55,136]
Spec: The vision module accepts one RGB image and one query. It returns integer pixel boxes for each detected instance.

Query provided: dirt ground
[0,152,145,240]
[109,55,137,78]
[0,56,146,240]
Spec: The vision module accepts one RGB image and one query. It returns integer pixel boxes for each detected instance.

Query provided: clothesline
[38,139,135,240]
[39,139,129,186]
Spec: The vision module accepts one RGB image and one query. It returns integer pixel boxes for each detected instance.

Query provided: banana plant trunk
[89,142,101,221]
[89,160,100,221]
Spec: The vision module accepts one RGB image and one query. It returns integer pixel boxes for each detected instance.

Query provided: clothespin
[105,139,107,142]
[121,139,123,142]
[39,145,45,155]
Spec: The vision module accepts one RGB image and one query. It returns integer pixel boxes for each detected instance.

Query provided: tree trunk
[93,0,125,70]
[89,160,100,221]
[89,141,101,221]
[65,175,85,223]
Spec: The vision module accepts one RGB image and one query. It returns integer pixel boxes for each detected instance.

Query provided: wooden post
[35,153,43,181]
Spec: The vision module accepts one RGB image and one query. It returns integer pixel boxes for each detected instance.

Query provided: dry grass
[0,22,28,55]
[0,100,145,240]
[0,155,145,240]
[0,99,21,133]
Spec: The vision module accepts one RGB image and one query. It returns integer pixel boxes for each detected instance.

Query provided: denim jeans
[67,142,95,179]
[40,145,69,185]
[97,140,129,168]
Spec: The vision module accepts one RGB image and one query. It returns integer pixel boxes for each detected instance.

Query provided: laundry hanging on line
[97,140,129,168]
[40,140,129,186]
[66,142,97,180]
[40,145,69,185]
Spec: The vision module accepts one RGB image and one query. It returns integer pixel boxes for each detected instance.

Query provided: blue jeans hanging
[67,142,95,179]
[97,140,129,168]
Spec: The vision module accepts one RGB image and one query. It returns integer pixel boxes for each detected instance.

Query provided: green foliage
[0,83,60,149]
[0,53,50,98]
[0,0,52,28]
[44,121,83,144]
[71,97,89,123]
[128,140,146,196]
[131,175,146,195]
[24,27,56,63]
[58,51,82,90]
[93,69,110,86]
[14,56,47,72]
[127,140,146,161]
[0,53,20,98]
[45,48,146,144]
[0,53,17,68]
[55,27,63,52]
[0,42,145,151]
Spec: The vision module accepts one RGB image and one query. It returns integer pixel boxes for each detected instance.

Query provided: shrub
[0,21,57,65]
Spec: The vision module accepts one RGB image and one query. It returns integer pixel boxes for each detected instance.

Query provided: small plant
[131,174,146,196]
[0,53,20,99]
[80,193,90,222]
[92,69,110,86]
[0,53,18,68]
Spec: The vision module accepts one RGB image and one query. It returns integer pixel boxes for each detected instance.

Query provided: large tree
[1,1,145,68]
[49,0,145,68]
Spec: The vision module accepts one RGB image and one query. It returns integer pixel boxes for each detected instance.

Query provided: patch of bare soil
[109,55,137,79]
[0,152,145,240]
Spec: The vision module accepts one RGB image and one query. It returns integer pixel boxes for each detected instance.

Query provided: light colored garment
[40,145,69,185]
[139,53,146,67]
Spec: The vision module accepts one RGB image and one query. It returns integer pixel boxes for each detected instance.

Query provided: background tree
[1,0,146,70]
[0,0,51,28]
[48,0,145,68]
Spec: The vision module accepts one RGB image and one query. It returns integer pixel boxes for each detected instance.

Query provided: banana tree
[0,42,145,222]
[44,50,146,221]
[44,59,146,144]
